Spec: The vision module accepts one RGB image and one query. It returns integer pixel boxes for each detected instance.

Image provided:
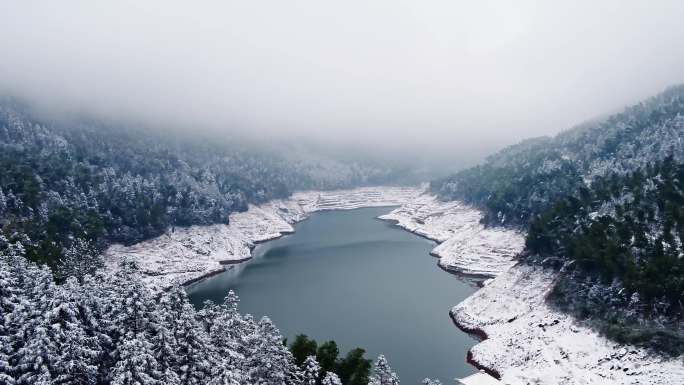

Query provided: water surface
[187,207,478,383]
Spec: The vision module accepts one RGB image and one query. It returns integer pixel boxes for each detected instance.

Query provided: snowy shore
[451,264,684,384]
[382,194,684,384]
[104,186,421,291]
[379,194,525,277]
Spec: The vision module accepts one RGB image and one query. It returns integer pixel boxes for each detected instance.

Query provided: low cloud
[2,1,684,167]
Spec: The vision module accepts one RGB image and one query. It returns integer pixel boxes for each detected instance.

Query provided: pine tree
[0,251,20,385]
[151,324,178,384]
[368,355,399,385]
[0,188,7,217]
[301,356,320,385]
[245,317,298,385]
[173,304,212,385]
[289,334,318,368]
[336,348,371,385]
[111,264,156,341]
[52,327,99,385]
[321,372,342,385]
[206,303,243,369]
[57,238,103,283]
[316,340,339,380]
[14,326,57,385]
[207,361,243,385]
[110,338,160,385]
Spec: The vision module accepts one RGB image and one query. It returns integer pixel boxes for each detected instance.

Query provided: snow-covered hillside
[451,264,684,384]
[379,194,525,277]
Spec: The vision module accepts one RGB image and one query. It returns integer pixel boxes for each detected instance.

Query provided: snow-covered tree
[207,361,243,385]
[245,316,298,385]
[173,306,212,385]
[52,327,99,385]
[368,355,399,385]
[0,251,20,384]
[57,238,103,282]
[301,355,320,385]
[322,372,343,385]
[0,188,7,217]
[13,325,57,385]
[0,248,310,385]
[110,338,160,385]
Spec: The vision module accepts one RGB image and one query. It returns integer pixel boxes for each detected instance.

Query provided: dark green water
[187,207,478,383]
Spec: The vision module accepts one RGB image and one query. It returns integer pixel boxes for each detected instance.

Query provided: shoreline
[104,186,423,290]
[183,198,501,379]
[448,309,501,380]
[183,206,407,288]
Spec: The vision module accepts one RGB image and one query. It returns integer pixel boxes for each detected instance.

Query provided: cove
[187,206,479,383]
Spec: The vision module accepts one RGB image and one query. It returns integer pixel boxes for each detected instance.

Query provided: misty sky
[2,1,684,165]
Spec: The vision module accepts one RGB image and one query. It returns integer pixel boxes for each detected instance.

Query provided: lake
[187,206,478,383]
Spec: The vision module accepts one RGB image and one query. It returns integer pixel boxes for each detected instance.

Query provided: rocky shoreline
[378,194,525,277]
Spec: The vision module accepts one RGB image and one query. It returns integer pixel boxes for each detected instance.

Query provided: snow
[104,186,421,291]
[451,264,684,385]
[458,371,501,385]
[379,194,525,277]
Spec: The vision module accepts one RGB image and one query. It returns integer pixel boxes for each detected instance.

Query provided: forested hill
[432,84,684,227]
[432,85,684,354]
[0,99,405,268]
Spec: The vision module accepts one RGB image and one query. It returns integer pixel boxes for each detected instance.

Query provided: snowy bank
[379,194,525,277]
[451,264,684,384]
[104,186,421,290]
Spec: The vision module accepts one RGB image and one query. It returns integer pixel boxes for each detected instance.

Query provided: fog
[2,1,684,166]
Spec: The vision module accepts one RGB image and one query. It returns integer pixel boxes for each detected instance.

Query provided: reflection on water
[187,207,478,383]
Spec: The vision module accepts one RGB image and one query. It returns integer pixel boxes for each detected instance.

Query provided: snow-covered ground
[104,186,421,290]
[379,194,525,277]
[451,264,684,384]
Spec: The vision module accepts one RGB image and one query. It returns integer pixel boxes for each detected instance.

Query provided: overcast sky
[2,1,684,165]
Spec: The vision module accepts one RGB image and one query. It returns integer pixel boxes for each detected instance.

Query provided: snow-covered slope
[104,186,421,290]
[379,194,525,277]
[452,264,684,384]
